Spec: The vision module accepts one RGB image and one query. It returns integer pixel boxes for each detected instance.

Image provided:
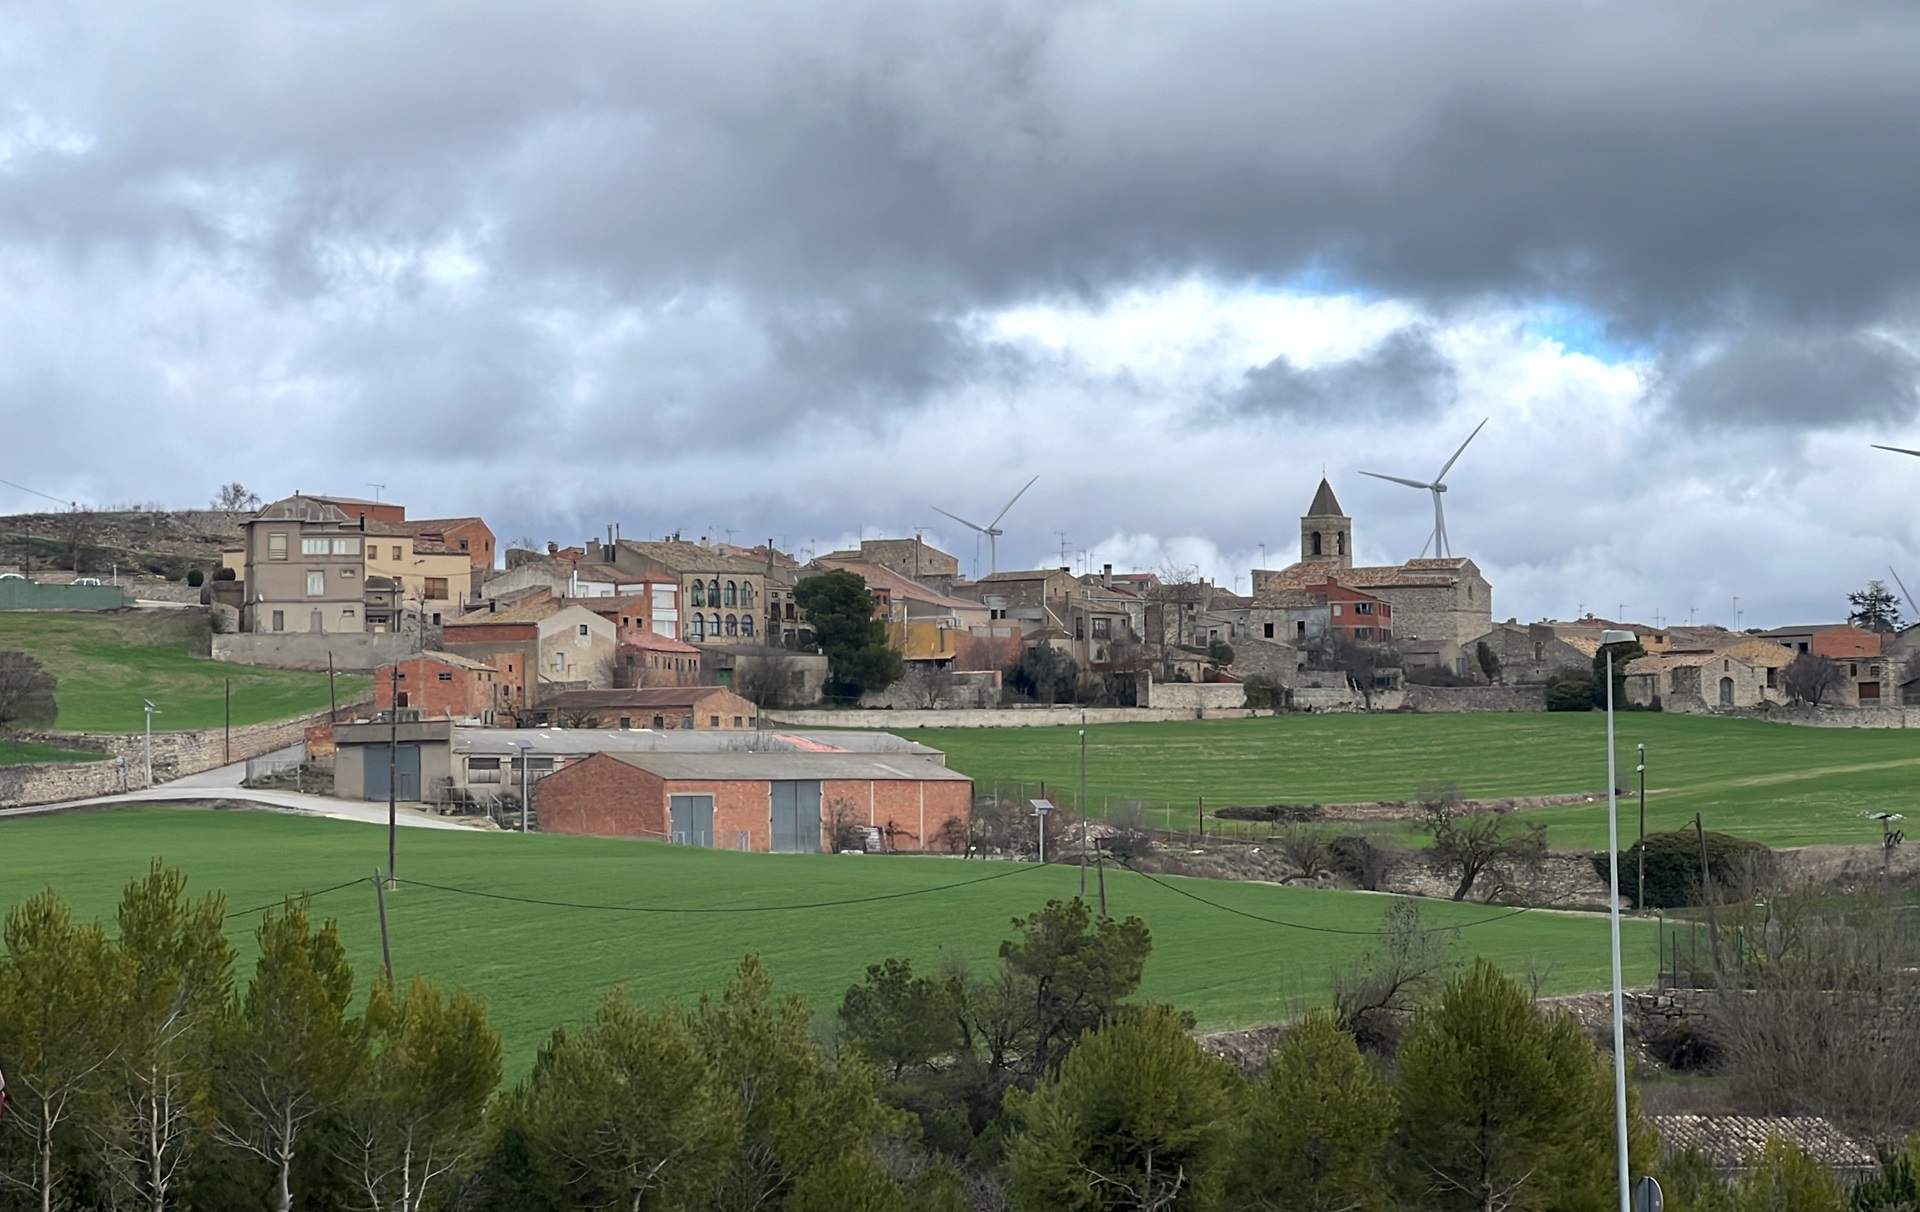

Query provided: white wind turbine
[934,475,1038,577]
[1359,418,1489,559]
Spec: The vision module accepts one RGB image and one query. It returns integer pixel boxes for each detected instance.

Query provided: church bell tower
[1300,477,1352,569]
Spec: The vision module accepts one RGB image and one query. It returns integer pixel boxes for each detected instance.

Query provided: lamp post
[1600,628,1637,1212]
[1636,743,1647,911]
[1079,712,1089,900]
[513,740,532,834]
[141,699,159,788]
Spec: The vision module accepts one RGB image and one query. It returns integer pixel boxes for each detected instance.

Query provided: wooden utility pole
[387,665,399,888]
[372,871,394,985]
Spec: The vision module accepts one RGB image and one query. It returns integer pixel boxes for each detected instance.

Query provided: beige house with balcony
[364,524,474,624]
[592,538,767,646]
[239,495,368,634]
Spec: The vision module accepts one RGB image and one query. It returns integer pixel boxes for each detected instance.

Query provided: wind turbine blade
[986,475,1039,530]
[932,505,989,533]
[1358,471,1434,491]
[1891,566,1917,619]
[1435,417,1490,481]
[1871,444,1920,459]
[1418,527,1435,559]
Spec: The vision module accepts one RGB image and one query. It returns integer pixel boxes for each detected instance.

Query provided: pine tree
[213,898,364,1212]
[688,955,896,1210]
[1227,1010,1393,1211]
[1848,579,1904,633]
[1731,1138,1846,1212]
[0,889,123,1212]
[1395,959,1653,1211]
[102,862,234,1212]
[1007,1004,1242,1212]
[344,975,502,1211]
[517,987,739,1210]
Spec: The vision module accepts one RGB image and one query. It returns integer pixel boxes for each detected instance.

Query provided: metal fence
[1656,903,1920,989]
[242,754,306,789]
[982,779,1309,848]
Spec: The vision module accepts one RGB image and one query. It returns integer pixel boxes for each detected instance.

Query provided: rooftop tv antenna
[933,475,1038,577]
[1359,418,1488,558]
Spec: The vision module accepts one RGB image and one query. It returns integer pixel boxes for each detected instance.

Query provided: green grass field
[0,806,1656,1074]
[0,611,369,732]
[905,713,1918,850]
[0,738,109,765]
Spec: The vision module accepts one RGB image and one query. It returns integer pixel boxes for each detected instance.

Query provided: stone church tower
[1300,478,1352,569]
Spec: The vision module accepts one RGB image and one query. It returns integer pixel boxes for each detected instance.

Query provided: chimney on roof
[488,599,496,613]
[1102,563,1113,588]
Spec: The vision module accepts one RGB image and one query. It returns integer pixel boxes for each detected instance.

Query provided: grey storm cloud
[1657,331,1920,430]
[1227,326,1456,419]
[8,0,1920,624]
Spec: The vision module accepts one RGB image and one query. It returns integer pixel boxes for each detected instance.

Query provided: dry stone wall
[1403,684,1546,712]
[212,633,417,671]
[0,700,370,808]
[765,705,1262,728]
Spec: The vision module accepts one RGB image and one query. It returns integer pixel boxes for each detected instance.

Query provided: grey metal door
[770,780,821,853]
[363,744,421,801]
[670,794,714,847]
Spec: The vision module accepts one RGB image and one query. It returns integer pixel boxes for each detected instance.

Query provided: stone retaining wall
[0,700,370,808]
[1403,683,1547,712]
[1145,682,1248,710]
[211,633,418,671]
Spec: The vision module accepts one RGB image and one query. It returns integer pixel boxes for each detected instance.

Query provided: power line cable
[395,857,1060,915]
[220,877,367,922]
[0,475,80,508]
[1114,857,1582,937]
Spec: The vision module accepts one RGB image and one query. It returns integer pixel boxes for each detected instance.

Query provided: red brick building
[534,751,972,852]
[616,630,703,686]
[1311,580,1393,642]
[373,651,504,721]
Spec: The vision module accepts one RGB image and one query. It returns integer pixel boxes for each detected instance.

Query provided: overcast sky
[5,1,1920,628]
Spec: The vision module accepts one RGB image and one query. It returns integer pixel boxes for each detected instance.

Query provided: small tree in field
[1228,1010,1393,1211]
[1418,781,1545,902]
[212,483,261,512]
[1783,652,1846,705]
[0,650,58,732]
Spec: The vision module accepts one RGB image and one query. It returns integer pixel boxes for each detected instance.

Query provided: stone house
[239,495,368,635]
[1812,626,1888,706]
[597,538,767,647]
[806,556,992,646]
[532,750,972,852]
[528,686,758,730]
[372,651,504,722]
[817,537,962,592]
[1468,621,1594,684]
[1623,651,1769,712]
[439,600,616,710]
[482,559,681,637]
[699,644,831,706]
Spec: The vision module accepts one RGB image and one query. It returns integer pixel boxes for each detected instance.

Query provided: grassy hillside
[0,806,1657,1074]
[0,610,370,732]
[905,713,1911,850]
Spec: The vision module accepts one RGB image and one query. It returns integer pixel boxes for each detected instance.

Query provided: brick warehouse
[533,751,972,852]
[372,650,504,721]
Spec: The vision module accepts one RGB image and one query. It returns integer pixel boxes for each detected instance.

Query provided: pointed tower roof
[1305,477,1345,517]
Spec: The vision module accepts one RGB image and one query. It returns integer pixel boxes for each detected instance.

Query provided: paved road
[0,744,484,833]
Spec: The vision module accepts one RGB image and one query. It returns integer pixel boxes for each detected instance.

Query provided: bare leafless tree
[0,650,58,732]
[1418,782,1545,902]
[735,647,800,709]
[1331,898,1457,1047]
[1783,652,1846,705]
[1275,825,1333,881]
[903,663,956,708]
[211,483,261,512]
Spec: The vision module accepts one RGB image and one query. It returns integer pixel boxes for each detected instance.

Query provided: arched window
[691,580,705,607]
[707,579,720,605]
[709,613,721,639]
[691,614,706,640]
[1337,532,1346,556]
[741,614,754,637]
[724,580,737,606]
[740,583,754,610]
[1311,532,1323,556]
[725,614,739,636]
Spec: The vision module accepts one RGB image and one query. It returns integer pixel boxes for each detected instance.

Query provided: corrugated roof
[448,727,941,758]
[417,650,496,672]
[250,495,351,525]
[445,599,561,626]
[603,750,970,781]
[1651,1115,1875,1170]
[1306,477,1345,517]
[620,630,701,654]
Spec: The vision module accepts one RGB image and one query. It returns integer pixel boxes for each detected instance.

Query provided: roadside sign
[1632,1175,1663,1212]
[1029,798,1054,815]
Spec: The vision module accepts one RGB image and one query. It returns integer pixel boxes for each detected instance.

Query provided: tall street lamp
[1600,628,1637,1212]
[141,699,159,788]
[1636,744,1647,912]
